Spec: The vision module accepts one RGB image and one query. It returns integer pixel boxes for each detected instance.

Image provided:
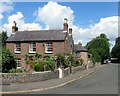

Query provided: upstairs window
[16,58,21,69]
[29,43,36,53]
[14,43,21,53]
[45,42,53,53]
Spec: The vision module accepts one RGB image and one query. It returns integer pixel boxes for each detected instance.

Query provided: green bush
[43,55,50,60]
[71,58,83,67]
[45,60,56,71]
[65,54,76,67]
[75,59,81,65]
[9,68,22,73]
[23,69,29,72]
[2,48,17,73]
[56,54,66,68]
[34,61,45,72]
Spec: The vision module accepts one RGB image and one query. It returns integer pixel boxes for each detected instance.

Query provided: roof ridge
[7,29,66,42]
[17,29,64,32]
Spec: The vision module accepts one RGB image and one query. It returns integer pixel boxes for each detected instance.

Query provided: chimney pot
[63,18,68,30]
[12,21,18,33]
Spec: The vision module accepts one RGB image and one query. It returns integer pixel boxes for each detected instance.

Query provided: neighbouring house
[6,18,74,69]
[74,42,88,64]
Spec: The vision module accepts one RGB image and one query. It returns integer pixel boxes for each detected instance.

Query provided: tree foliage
[1,31,16,72]
[2,31,8,48]
[2,48,16,73]
[85,34,110,63]
[111,37,120,59]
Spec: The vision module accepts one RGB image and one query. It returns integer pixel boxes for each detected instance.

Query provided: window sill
[45,52,53,54]
[14,51,21,54]
[17,67,21,69]
[29,51,36,54]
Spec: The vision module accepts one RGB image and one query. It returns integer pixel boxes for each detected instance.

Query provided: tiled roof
[74,44,88,52]
[7,29,67,42]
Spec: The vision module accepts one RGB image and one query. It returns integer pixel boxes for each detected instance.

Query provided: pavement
[1,64,106,94]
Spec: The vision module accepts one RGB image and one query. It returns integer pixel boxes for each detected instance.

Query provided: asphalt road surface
[31,63,118,94]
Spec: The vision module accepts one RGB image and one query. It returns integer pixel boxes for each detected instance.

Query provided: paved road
[31,63,118,94]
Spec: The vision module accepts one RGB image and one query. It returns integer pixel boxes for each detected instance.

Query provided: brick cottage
[6,18,88,69]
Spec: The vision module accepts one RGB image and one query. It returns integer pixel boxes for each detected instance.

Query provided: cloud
[3,12,42,35]
[0,1,13,19]
[35,1,74,29]
[73,16,118,45]
[34,1,118,46]
[2,1,118,47]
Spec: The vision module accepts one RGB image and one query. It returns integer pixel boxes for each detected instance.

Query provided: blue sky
[1,2,118,48]
[3,2,118,28]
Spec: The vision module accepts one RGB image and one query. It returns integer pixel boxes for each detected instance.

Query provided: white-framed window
[29,43,36,53]
[16,58,21,69]
[45,42,53,53]
[14,43,21,53]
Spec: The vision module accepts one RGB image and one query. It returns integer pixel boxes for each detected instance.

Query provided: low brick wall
[2,70,59,83]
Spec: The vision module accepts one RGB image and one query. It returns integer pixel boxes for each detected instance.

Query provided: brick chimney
[63,18,68,30]
[12,21,18,33]
[69,28,72,36]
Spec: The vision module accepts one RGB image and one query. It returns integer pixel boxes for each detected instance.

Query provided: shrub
[25,53,42,69]
[64,54,77,67]
[34,61,45,72]
[45,60,56,71]
[23,69,29,72]
[73,58,82,67]
[9,68,22,73]
[2,48,16,73]
[56,54,65,68]
[43,55,50,60]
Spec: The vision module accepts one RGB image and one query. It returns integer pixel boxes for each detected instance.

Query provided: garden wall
[63,67,70,77]
[2,70,59,83]
[72,66,85,74]
[2,65,86,84]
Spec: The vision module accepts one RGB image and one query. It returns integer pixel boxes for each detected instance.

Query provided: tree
[88,49,101,64]
[111,37,120,60]
[2,31,8,48]
[86,34,110,64]
[2,48,16,73]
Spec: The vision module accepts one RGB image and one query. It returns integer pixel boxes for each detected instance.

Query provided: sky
[0,1,118,49]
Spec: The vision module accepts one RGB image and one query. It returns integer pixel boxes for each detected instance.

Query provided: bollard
[86,64,88,70]
[58,67,64,78]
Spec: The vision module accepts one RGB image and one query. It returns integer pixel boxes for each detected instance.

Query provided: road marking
[1,65,106,94]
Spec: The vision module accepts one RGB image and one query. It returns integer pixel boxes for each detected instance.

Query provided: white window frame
[14,43,21,53]
[29,43,36,53]
[16,58,21,69]
[45,42,53,54]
